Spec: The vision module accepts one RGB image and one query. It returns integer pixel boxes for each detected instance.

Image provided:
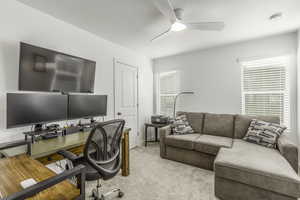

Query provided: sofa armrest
[159,125,172,158]
[277,133,298,173]
[159,125,172,138]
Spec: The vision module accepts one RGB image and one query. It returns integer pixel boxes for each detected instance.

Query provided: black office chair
[58,119,125,200]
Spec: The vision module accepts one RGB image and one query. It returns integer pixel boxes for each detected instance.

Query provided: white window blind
[241,56,290,128]
[158,71,179,117]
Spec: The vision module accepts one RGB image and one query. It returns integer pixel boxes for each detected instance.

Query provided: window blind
[241,56,290,128]
[158,71,179,117]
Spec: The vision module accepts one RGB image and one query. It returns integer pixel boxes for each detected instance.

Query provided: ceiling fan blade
[150,28,171,42]
[185,22,225,31]
[152,0,177,23]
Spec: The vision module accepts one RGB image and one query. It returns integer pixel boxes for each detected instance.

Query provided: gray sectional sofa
[159,112,300,200]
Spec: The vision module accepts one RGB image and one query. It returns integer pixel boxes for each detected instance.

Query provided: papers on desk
[20,178,37,189]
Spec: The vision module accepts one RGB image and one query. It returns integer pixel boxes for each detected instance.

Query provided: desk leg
[122,131,129,176]
[145,125,148,147]
[155,127,158,142]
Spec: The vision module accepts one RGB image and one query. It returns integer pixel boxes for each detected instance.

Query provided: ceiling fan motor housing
[174,8,184,20]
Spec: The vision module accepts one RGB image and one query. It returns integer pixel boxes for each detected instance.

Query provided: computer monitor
[7,93,68,128]
[68,95,107,119]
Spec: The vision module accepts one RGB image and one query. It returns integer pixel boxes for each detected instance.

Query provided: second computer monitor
[68,94,107,119]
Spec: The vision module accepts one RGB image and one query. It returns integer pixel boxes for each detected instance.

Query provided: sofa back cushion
[203,113,234,138]
[176,111,204,133]
[234,115,280,139]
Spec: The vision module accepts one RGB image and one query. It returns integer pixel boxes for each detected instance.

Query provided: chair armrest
[159,125,172,158]
[277,133,298,173]
[5,164,86,200]
[57,150,81,162]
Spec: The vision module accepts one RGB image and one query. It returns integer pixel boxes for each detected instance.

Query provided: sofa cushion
[203,113,234,138]
[177,112,204,133]
[164,134,200,150]
[215,139,300,197]
[194,135,232,155]
[234,115,280,139]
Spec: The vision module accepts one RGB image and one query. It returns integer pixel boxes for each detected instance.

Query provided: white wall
[297,29,300,145]
[154,32,298,142]
[0,0,153,145]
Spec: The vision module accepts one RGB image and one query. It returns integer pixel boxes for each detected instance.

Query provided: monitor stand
[79,118,96,126]
[24,123,63,143]
[34,124,44,132]
[78,118,99,132]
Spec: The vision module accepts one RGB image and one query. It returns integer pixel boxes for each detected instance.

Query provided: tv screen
[7,93,68,128]
[19,42,96,93]
[68,94,107,119]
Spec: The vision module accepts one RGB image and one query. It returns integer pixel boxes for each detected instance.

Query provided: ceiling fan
[151,0,225,41]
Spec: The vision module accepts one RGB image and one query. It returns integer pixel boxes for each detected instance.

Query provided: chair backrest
[84,119,125,180]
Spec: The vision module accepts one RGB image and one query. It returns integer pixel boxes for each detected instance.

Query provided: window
[241,56,290,128]
[158,71,179,117]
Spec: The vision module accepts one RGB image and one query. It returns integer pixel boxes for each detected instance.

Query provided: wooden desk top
[0,154,79,200]
[31,131,90,158]
[1,128,131,159]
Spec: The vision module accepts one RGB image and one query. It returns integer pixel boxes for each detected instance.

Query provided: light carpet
[85,145,217,200]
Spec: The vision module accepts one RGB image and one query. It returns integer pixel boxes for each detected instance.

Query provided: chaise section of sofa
[215,140,300,200]
[234,114,298,172]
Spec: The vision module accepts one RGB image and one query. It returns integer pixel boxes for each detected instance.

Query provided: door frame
[113,58,140,146]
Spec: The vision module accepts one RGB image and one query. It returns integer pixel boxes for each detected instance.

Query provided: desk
[1,128,131,176]
[0,154,79,200]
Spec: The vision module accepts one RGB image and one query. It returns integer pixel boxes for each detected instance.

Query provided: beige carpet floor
[84,145,217,200]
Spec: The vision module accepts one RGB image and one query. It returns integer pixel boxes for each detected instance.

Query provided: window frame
[157,71,179,116]
[240,56,291,128]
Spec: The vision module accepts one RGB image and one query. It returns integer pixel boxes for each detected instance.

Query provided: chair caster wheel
[91,189,101,200]
[118,191,124,198]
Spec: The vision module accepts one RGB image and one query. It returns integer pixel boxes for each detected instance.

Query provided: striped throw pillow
[171,114,194,135]
[243,119,286,148]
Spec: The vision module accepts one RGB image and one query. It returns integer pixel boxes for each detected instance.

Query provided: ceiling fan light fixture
[269,12,283,20]
[171,21,186,32]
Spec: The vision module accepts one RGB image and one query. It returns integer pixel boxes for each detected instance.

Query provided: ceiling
[17,0,300,58]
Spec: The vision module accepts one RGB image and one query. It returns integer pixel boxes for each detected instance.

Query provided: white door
[114,60,138,149]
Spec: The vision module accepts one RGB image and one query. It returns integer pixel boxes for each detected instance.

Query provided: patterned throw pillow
[243,119,286,148]
[171,114,194,135]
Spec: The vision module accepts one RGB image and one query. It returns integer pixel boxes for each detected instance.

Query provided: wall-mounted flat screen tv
[19,42,96,93]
